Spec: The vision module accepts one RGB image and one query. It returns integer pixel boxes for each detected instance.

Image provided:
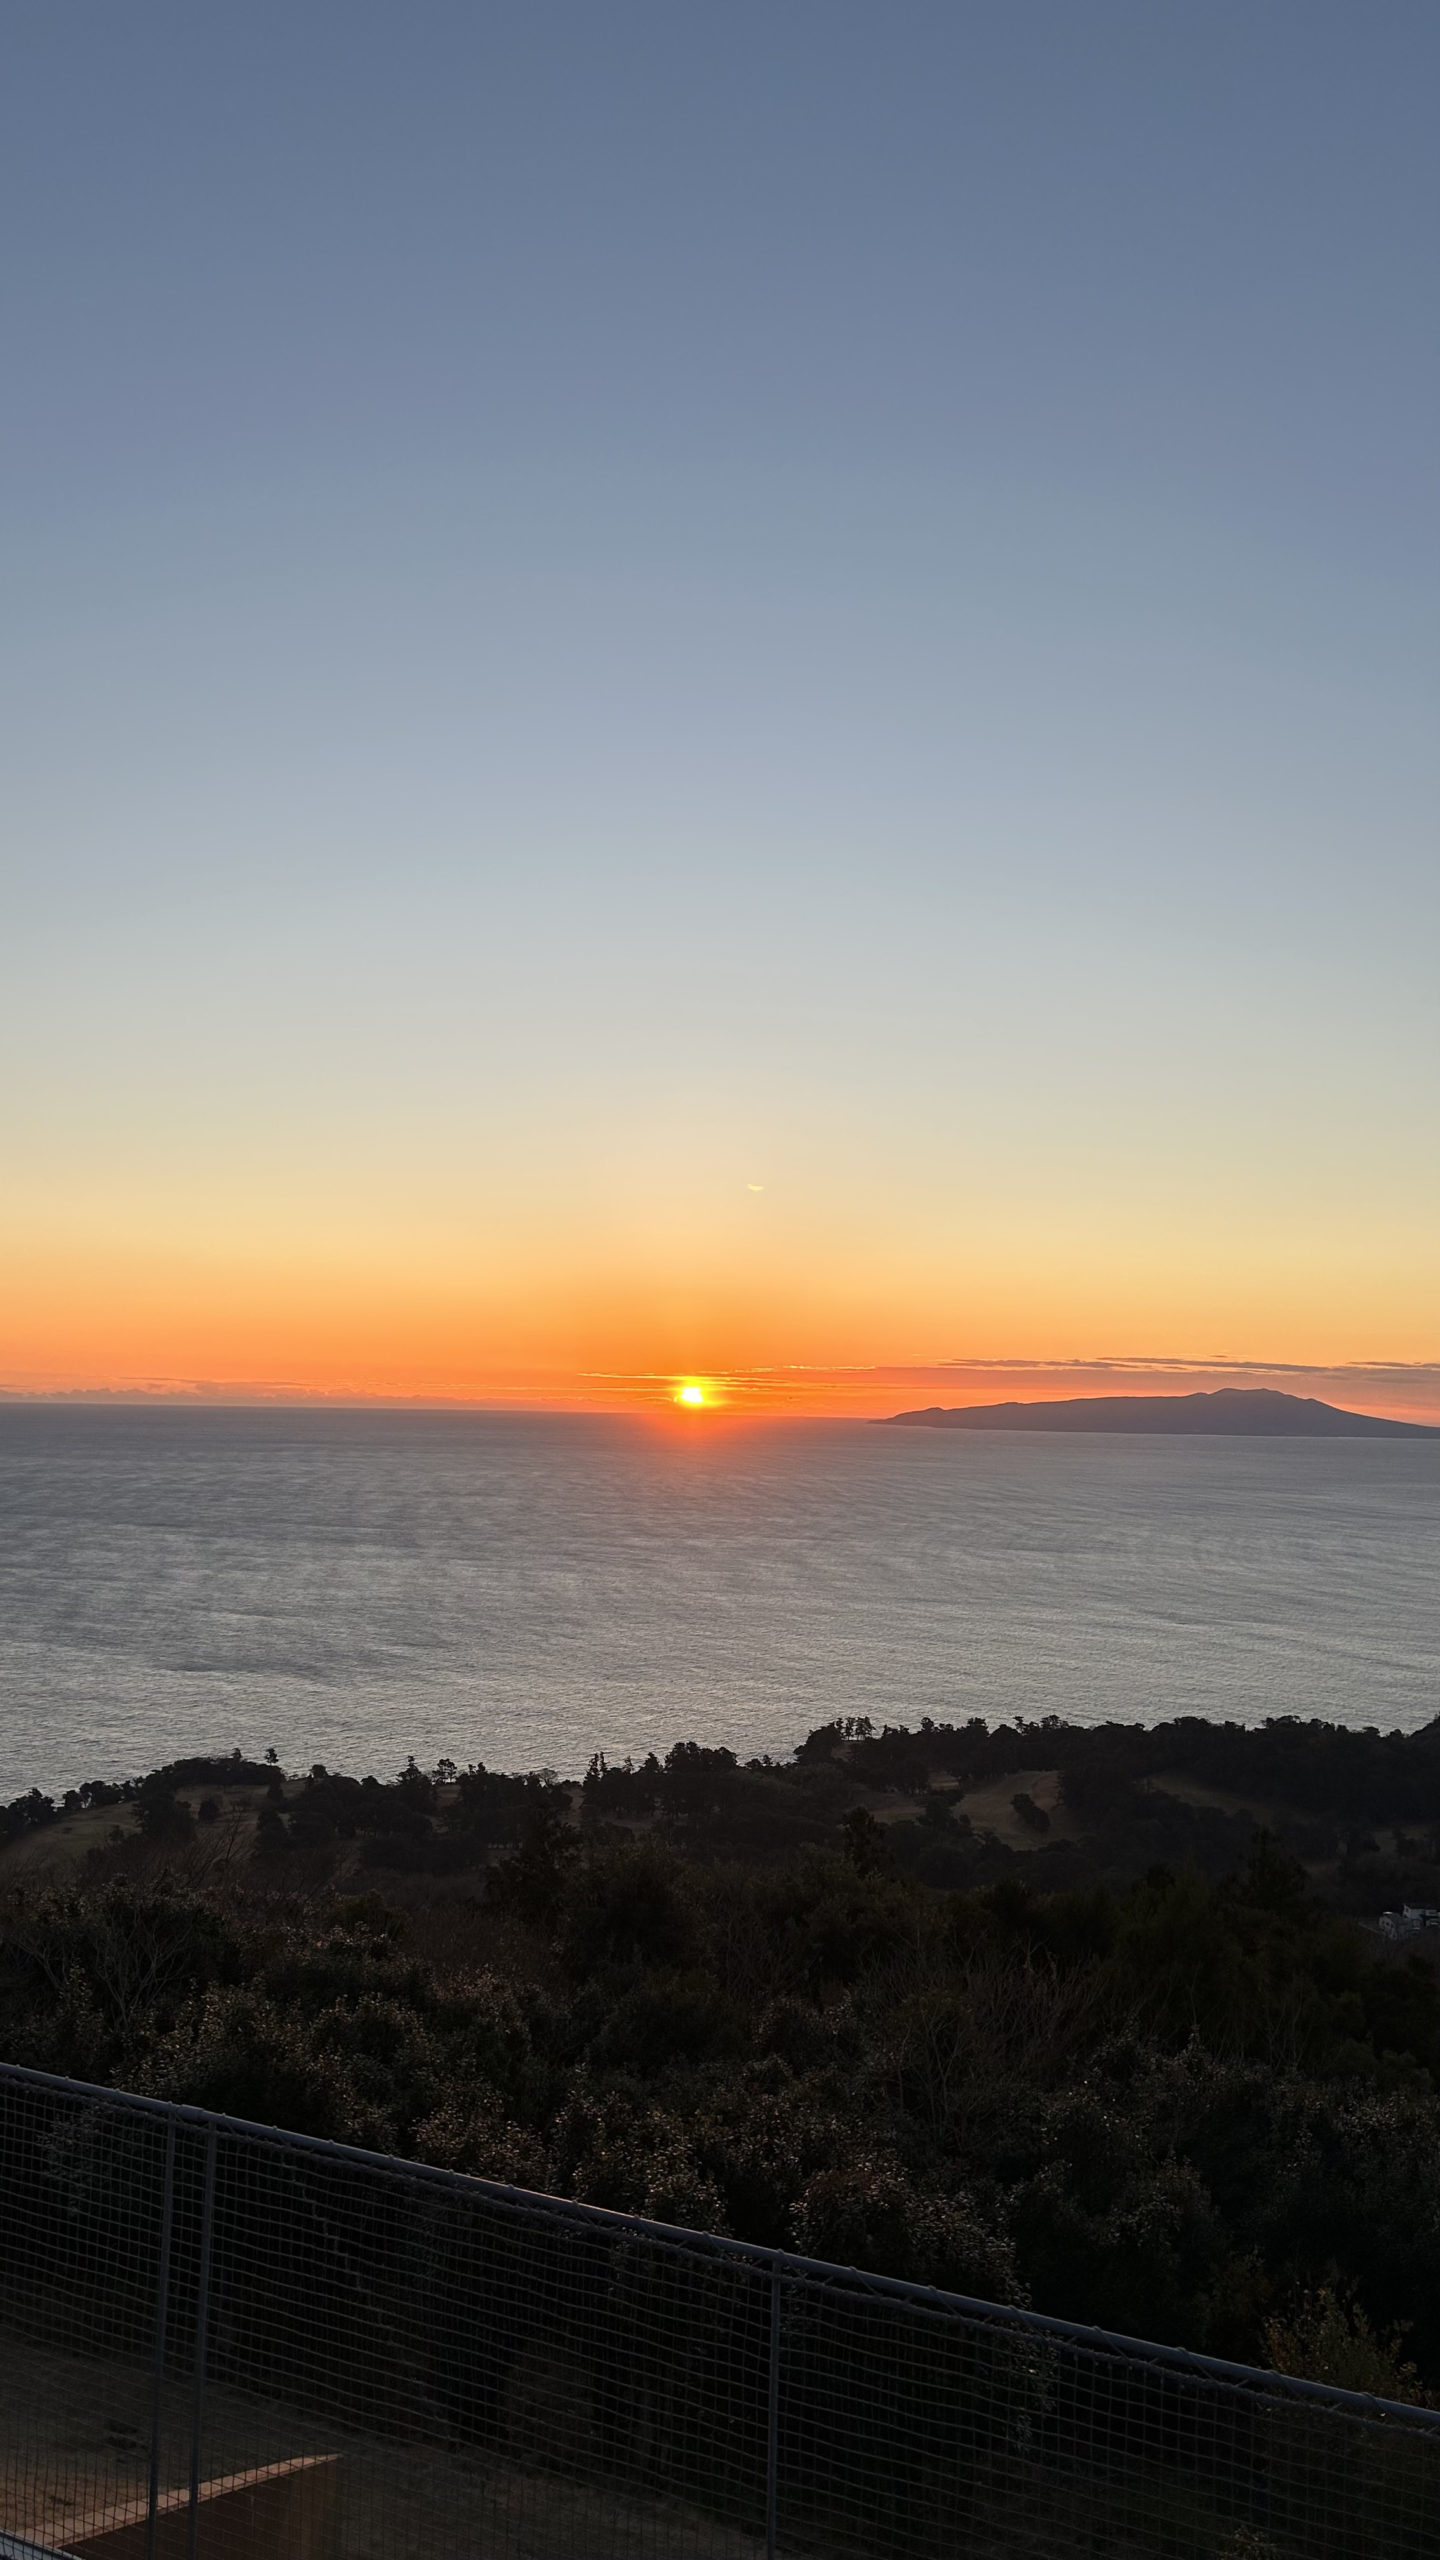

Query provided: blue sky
[3,1,1437,1393]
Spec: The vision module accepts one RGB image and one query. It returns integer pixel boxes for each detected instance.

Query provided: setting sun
[676,1384,706,1407]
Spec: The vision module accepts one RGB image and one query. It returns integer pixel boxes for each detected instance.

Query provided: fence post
[766,2264,783,2559]
[188,2124,218,2560]
[146,2119,177,2560]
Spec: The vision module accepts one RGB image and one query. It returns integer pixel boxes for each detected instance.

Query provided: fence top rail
[3,2054,1438,2437]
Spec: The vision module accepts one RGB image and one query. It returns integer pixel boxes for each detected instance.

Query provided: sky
[3,2,1437,1417]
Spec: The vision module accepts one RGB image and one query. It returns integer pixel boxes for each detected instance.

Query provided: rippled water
[0,1404,1436,1797]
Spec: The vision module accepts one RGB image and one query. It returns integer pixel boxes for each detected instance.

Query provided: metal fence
[2,2060,1439,2560]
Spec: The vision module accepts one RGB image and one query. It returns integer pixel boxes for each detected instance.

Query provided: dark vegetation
[5,1714,1440,2396]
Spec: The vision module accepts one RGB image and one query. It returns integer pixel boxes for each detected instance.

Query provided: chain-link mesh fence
[1,2059,1438,2559]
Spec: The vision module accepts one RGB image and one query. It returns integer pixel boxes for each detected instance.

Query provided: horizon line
[4,1350,1440,1427]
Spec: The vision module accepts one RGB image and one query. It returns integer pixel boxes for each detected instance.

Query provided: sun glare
[677,1383,706,1407]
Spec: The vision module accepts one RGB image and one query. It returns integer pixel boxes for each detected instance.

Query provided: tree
[840,1806,885,1875]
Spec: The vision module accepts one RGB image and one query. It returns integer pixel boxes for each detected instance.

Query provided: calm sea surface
[0,1405,1436,1798]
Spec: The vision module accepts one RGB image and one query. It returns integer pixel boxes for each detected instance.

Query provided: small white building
[1377,1903,1440,1941]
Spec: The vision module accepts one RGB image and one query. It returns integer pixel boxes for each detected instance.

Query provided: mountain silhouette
[886,1388,1438,1437]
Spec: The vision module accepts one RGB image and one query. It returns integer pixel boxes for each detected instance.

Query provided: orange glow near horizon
[3,1228,1439,1422]
[5,1340,1440,1425]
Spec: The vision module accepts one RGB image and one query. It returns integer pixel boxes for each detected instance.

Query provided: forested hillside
[3,1715,1440,2401]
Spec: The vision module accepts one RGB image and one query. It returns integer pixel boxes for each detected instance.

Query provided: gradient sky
[3,2,1437,1412]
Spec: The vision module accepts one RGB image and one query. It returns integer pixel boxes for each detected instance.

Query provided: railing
[1,2060,1438,2558]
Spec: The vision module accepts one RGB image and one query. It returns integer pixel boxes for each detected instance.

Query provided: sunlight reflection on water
[0,1406,1436,1795]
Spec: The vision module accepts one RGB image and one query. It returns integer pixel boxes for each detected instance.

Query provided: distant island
[886,1387,1439,1437]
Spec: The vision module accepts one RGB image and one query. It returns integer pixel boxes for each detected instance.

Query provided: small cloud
[747,1183,765,1192]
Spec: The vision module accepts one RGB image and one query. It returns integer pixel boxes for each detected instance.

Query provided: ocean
[0,1404,1436,1799]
